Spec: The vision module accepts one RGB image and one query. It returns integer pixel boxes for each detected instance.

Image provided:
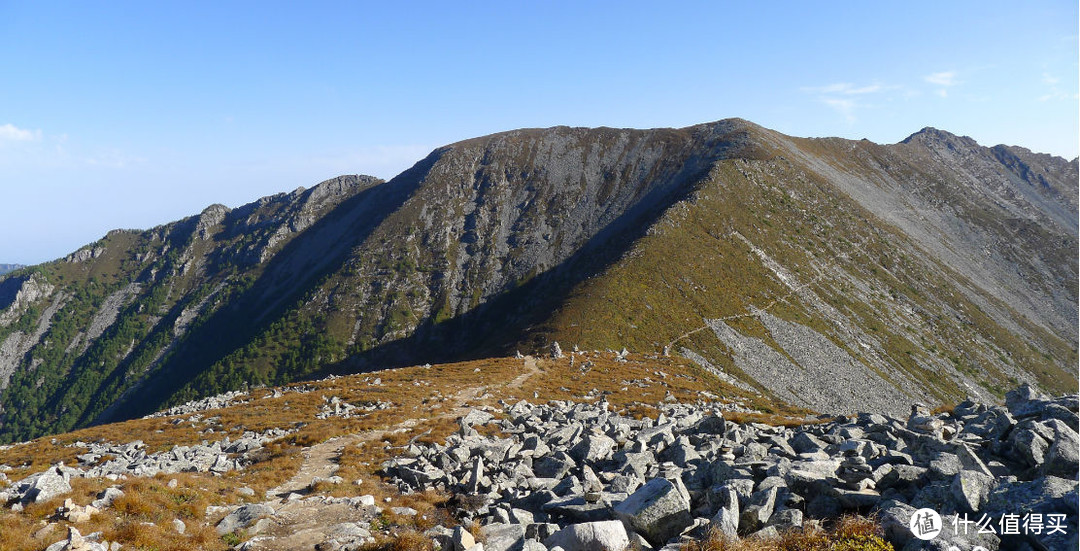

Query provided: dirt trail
[247,356,541,550]
[269,356,539,498]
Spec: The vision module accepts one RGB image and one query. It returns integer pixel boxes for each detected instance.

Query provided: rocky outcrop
[0,428,290,508]
[381,385,1078,550]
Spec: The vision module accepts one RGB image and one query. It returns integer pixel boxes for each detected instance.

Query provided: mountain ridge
[0,119,1075,442]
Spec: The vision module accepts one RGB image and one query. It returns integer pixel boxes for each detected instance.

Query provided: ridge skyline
[4,119,1074,267]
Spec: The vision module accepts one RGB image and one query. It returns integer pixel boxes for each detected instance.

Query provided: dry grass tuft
[387,529,436,551]
[930,403,956,416]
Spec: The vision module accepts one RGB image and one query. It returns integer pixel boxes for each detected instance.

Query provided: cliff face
[0,120,1075,440]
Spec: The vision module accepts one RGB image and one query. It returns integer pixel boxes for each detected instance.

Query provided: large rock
[708,483,740,537]
[688,414,727,436]
[534,452,576,479]
[480,523,526,551]
[739,486,777,533]
[950,470,995,514]
[90,487,124,509]
[1041,419,1079,477]
[543,520,629,551]
[216,503,275,535]
[569,433,616,464]
[1007,425,1050,469]
[613,478,692,546]
[26,466,72,504]
[1005,384,1049,418]
[43,527,110,551]
[874,499,918,549]
[452,526,476,551]
[984,475,1078,517]
[961,408,1014,441]
[791,432,828,454]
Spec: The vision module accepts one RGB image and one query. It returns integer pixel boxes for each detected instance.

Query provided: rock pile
[315,396,394,420]
[0,428,291,508]
[382,385,1078,551]
[142,390,250,418]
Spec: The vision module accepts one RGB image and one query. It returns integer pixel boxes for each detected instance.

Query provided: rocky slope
[379,384,1077,551]
[0,120,1075,442]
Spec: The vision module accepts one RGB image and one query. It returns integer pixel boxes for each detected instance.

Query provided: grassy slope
[532,152,1074,408]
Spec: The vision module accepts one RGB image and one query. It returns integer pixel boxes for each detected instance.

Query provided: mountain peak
[899,126,980,148]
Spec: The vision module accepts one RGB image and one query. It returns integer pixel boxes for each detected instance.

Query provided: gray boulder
[874,499,918,549]
[569,434,616,464]
[614,478,692,546]
[1006,384,1049,418]
[1040,419,1079,477]
[534,452,576,480]
[544,520,629,551]
[453,526,476,551]
[90,487,123,510]
[26,466,72,504]
[216,503,275,535]
[1007,425,1050,469]
[708,484,740,537]
[738,486,777,533]
[688,414,726,436]
[481,523,526,551]
[950,470,995,513]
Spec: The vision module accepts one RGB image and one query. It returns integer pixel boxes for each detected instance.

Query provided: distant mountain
[0,120,1075,442]
[0,264,23,276]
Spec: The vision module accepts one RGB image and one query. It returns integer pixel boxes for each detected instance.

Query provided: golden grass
[0,352,824,550]
[930,403,956,416]
[0,473,235,551]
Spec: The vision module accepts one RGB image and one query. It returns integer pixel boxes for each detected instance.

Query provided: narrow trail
[664,270,828,352]
[248,356,541,551]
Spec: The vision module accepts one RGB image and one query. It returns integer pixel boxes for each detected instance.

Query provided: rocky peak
[900,126,983,154]
[194,203,231,239]
[0,273,54,327]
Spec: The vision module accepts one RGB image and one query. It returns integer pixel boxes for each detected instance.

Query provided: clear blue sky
[2,1,1077,265]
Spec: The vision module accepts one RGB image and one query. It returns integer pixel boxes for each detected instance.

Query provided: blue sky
[1,1,1077,265]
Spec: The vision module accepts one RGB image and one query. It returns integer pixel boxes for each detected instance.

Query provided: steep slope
[533,126,1077,416]
[0,176,384,441]
[120,121,774,420]
[0,120,1075,441]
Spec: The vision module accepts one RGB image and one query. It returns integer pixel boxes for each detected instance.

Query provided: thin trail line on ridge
[664,270,827,352]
